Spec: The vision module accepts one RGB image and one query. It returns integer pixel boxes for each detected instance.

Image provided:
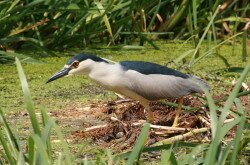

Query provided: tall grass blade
[207,31,212,51]
[126,123,150,165]
[41,120,53,160]
[218,141,234,164]
[0,109,20,151]
[158,0,189,32]
[192,32,243,66]
[65,13,87,36]
[53,121,72,165]
[212,1,222,12]
[28,137,35,165]
[190,5,220,64]
[41,106,48,126]
[170,152,178,165]
[220,59,250,122]
[192,0,197,31]
[242,30,247,62]
[179,144,207,164]
[40,106,52,160]
[17,152,25,165]
[0,51,42,63]
[173,49,195,64]
[32,135,50,164]
[146,0,161,32]
[30,14,44,47]
[204,89,218,138]
[54,153,63,165]
[230,99,246,165]
[95,2,114,43]
[220,117,241,140]
[205,57,250,164]
[159,149,172,165]
[15,57,41,135]
[140,35,159,50]
[0,128,16,165]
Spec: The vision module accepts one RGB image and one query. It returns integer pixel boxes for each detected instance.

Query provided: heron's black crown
[67,54,108,65]
[120,61,189,79]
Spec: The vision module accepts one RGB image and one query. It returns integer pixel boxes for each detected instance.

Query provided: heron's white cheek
[69,67,88,75]
[68,69,78,75]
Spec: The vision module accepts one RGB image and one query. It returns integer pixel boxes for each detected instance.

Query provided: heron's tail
[189,75,210,93]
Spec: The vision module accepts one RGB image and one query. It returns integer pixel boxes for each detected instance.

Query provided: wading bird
[47,54,209,127]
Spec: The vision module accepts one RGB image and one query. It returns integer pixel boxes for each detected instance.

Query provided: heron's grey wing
[120,61,189,78]
[124,70,201,100]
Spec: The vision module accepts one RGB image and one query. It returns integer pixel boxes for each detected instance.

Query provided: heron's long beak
[46,67,70,83]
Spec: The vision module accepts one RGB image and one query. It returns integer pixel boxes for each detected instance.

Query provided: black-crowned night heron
[47,54,209,127]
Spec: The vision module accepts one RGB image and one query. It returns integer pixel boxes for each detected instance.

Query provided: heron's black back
[67,54,108,65]
[120,61,189,79]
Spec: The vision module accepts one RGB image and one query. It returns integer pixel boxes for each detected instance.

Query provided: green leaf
[0,128,16,165]
[227,67,245,73]
[190,5,221,64]
[28,137,35,165]
[230,99,246,165]
[95,2,114,43]
[192,32,243,66]
[0,109,20,152]
[242,30,247,62]
[67,4,80,9]
[0,51,42,64]
[122,45,145,50]
[32,135,50,165]
[126,123,150,165]
[173,49,195,64]
[220,117,241,140]
[220,56,250,122]
[17,152,25,165]
[204,88,218,139]
[159,149,172,165]
[41,120,53,159]
[146,0,161,32]
[218,141,234,165]
[15,57,41,135]
[53,121,72,165]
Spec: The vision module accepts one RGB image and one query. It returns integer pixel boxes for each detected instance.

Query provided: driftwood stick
[198,115,211,126]
[198,115,235,125]
[152,127,210,146]
[224,118,234,123]
[150,124,186,131]
[84,117,234,133]
[84,124,107,132]
[115,98,133,104]
[131,120,187,131]
[84,119,187,132]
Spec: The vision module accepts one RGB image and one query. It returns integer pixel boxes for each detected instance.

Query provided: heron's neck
[88,61,114,77]
[88,62,120,86]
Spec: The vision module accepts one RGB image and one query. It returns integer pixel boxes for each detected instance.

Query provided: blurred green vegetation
[0,0,249,62]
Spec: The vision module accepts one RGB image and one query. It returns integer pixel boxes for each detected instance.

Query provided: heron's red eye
[72,61,79,68]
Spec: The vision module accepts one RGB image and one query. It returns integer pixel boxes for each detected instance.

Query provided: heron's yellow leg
[146,107,154,123]
[172,97,184,127]
[141,100,154,123]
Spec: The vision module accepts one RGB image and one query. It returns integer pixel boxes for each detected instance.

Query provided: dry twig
[152,127,210,146]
